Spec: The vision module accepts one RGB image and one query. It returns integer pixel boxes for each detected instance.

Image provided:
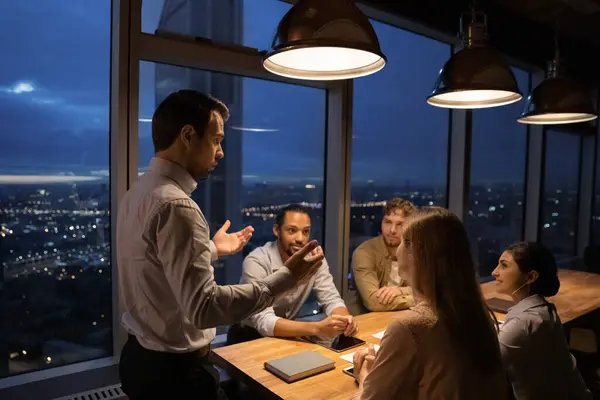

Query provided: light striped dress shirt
[117,157,296,353]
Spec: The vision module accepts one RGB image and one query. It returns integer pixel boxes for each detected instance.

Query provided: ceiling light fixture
[427,9,522,109]
[263,0,386,81]
[517,32,597,125]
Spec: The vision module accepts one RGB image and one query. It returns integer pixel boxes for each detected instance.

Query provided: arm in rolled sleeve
[153,199,295,330]
[312,259,347,316]
[241,254,322,337]
[249,305,320,338]
[245,306,281,337]
[352,247,413,312]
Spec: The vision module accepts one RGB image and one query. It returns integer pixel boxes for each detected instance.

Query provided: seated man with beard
[352,198,416,312]
[227,204,357,343]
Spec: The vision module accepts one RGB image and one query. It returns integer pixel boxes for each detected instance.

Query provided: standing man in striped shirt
[117,90,324,400]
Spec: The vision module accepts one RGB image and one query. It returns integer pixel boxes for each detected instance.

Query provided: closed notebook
[264,351,335,383]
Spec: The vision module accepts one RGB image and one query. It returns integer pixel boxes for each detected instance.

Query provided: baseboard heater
[53,384,126,400]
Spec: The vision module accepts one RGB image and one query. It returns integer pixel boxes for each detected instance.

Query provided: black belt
[127,334,211,359]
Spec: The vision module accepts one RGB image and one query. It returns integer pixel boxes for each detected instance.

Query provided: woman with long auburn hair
[352,207,508,399]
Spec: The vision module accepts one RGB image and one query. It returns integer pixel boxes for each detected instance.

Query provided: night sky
[0,0,579,188]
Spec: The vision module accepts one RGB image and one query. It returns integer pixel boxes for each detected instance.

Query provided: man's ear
[273,224,280,239]
[180,125,195,148]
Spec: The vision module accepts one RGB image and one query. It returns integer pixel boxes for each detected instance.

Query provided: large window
[0,1,112,377]
[138,62,327,323]
[591,130,600,246]
[349,21,450,253]
[540,131,581,265]
[468,68,530,279]
[347,21,450,303]
[142,0,291,51]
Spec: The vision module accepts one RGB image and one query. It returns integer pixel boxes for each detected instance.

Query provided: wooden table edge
[211,348,284,400]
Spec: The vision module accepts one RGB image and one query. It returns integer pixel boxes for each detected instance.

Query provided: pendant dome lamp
[262,0,386,81]
[517,34,597,125]
[427,9,522,109]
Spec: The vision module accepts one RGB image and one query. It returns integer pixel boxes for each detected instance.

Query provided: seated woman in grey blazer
[492,242,591,400]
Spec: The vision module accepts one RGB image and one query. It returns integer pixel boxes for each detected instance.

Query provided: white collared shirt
[240,241,346,336]
[387,260,404,287]
[117,157,295,352]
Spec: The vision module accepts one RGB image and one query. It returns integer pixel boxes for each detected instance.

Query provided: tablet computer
[303,334,366,353]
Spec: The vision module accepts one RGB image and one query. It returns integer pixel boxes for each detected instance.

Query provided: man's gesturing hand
[283,240,324,282]
[212,220,254,256]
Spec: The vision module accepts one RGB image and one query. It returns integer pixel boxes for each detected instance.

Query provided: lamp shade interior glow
[518,75,598,125]
[263,0,385,80]
[518,113,598,125]
[263,46,385,80]
[427,89,522,109]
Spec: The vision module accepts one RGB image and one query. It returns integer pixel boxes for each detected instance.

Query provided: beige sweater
[353,302,509,400]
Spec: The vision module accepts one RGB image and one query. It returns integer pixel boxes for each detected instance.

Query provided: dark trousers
[226,324,263,346]
[119,335,227,400]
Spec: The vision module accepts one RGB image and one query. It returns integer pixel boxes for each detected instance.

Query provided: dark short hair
[506,241,560,297]
[383,198,416,217]
[275,204,311,227]
[152,90,230,152]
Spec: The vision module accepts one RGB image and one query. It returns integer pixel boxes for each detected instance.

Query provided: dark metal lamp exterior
[262,0,386,80]
[518,61,598,125]
[427,10,522,109]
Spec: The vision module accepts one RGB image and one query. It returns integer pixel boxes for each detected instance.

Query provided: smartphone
[342,366,354,377]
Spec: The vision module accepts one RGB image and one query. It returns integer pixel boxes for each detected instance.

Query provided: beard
[383,236,401,248]
[285,243,304,257]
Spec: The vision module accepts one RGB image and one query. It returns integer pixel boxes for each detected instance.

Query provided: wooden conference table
[212,269,600,400]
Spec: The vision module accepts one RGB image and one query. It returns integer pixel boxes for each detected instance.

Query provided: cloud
[32,97,62,105]
[0,81,35,94]
[230,126,279,132]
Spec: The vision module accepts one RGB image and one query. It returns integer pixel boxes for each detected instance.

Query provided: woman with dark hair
[492,241,591,399]
[351,207,508,399]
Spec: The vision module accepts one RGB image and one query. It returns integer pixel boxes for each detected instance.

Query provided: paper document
[339,344,380,363]
[372,331,385,339]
